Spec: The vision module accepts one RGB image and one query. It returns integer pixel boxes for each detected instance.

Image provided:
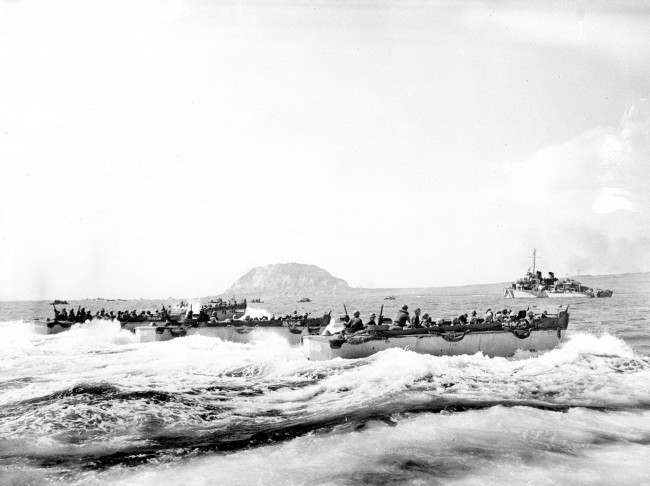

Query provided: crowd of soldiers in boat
[51,302,315,325]
[52,297,248,324]
[50,300,555,335]
[53,306,173,323]
[332,304,552,335]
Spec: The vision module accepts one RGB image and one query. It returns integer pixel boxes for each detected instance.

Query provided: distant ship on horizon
[504,249,613,299]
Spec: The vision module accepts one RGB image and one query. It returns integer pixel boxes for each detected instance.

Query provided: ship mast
[532,248,537,274]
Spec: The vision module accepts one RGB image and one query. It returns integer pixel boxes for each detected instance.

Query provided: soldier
[347,311,364,333]
[394,305,410,327]
[526,310,535,325]
[410,308,422,328]
[366,313,377,327]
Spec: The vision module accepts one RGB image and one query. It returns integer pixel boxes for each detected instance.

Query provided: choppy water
[1,274,649,485]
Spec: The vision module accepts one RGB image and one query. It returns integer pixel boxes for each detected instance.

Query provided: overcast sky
[1,0,649,299]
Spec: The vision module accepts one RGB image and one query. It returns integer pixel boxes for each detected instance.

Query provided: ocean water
[1,274,649,485]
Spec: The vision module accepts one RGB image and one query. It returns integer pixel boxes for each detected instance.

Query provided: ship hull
[504,288,592,298]
[504,288,547,298]
[303,327,565,361]
[546,291,592,298]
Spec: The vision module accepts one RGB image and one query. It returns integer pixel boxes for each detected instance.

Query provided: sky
[1,0,649,299]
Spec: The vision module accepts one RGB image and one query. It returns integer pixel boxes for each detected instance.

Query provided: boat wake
[1,318,649,483]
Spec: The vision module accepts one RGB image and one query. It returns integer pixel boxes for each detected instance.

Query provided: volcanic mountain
[224,263,351,296]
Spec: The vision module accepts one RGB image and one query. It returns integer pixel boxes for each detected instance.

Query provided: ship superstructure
[504,250,613,298]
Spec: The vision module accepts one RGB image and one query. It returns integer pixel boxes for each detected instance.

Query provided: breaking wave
[77,406,650,486]
[1,316,649,485]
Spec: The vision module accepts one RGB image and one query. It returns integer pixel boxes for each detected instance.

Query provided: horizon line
[1,270,647,303]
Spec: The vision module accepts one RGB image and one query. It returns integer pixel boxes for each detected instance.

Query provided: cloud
[461,3,650,76]
[592,188,637,214]
[513,100,650,274]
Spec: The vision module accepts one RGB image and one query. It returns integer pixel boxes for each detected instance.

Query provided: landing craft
[135,312,331,344]
[33,319,77,335]
[303,309,570,360]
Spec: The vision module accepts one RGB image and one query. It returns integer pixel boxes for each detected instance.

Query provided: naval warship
[503,249,613,299]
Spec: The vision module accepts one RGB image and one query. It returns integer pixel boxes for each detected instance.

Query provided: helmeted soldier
[347,311,364,333]
[394,305,410,327]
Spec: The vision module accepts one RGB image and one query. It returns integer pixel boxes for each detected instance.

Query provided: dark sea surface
[1,273,649,485]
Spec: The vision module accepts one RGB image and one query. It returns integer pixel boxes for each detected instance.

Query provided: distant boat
[298,297,311,303]
[384,296,396,300]
[250,298,263,303]
[504,249,613,299]
[49,300,68,305]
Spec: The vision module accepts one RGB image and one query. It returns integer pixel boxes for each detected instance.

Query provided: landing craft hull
[120,319,167,332]
[32,321,73,335]
[134,321,324,345]
[190,325,302,345]
[302,328,565,361]
[32,319,96,335]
